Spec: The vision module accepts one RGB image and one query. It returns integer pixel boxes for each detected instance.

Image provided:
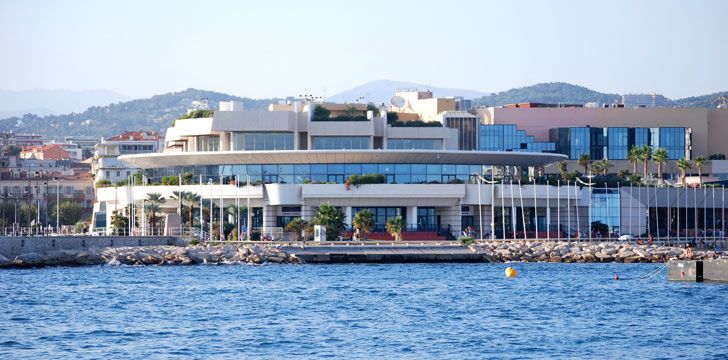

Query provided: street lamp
[54,176,60,233]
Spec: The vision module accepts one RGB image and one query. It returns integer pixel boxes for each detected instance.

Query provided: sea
[1,263,727,359]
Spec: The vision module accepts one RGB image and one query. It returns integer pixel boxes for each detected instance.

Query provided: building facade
[91,131,165,184]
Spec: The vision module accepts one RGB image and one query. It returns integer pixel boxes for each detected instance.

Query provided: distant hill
[674,92,728,108]
[328,79,489,105]
[0,88,131,118]
[0,88,277,141]
[471,82,622,107]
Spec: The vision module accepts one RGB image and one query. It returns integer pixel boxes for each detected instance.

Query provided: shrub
[96,179,112,188]
[458,236,474,246]
[177,110,215,119]
[346,173,386,188]
[389,120,441,127]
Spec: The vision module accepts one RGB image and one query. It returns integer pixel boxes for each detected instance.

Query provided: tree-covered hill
[471,82,622,107]
[0,88,278,141]
[673,92,728,108]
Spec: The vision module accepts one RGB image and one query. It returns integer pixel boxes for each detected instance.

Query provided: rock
[0,254,13,267]
[13,252,45,267]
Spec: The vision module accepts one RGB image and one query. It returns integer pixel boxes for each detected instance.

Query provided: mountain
[471,82,622,107]
[0,88,278,141]
[327,79,489,104]
[0,88,131,118]
[674,91,728,108]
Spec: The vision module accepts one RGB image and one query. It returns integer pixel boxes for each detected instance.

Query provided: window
[126,171,130,176]
[417,207,437,231]
[196,136,220,152]
[312,137,369,150]
[607,128,628,160]
[569,127,590,160]
[387,139,442,150]
[86,186,93,194]
[105,171,110,177]
[591,189,620,233]
[116,171,120,177]
[232,133,294,151]
[658,127,686,160]
[66,186,74,194]
[352,207,405,231]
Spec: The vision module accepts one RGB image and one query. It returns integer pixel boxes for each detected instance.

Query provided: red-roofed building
[20,144,71,160]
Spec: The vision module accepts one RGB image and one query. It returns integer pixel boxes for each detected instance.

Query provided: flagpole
[575,181,580,242]
[510,180,516,241]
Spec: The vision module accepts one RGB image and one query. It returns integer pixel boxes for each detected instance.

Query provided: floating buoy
[681,271,685,277]
[505,267,517,277]
[615,274,619,280]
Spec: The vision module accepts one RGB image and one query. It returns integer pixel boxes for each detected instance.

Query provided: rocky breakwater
[0,245,303,268]
[470,241,715,263]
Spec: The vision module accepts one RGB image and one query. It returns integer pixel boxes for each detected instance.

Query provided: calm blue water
[1,263,727,359]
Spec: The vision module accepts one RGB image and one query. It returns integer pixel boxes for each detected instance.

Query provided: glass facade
[445,116,478,150]
[551,127,688,160]
[387,139,442,150]
[196,136,220,152]
[659,127,686,160]
[591,189,620,233]
[232,133,294,151]
[479,125,555,153]
[144,163,492,185]
[352,207,405,231]
[417,207,437,231]
[312,137,369,150]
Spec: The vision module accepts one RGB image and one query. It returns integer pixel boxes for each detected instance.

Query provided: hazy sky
[0,0,725,99]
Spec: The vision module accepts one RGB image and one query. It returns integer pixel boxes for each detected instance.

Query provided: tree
[366,104,380,117]
[652,148,669,181]
[110,210,128,235]
[616,169,630,179]
[386,216,406,241]
[313,105,331,120]
[182,172,195,185]
[598,159,613,176]
[577,153,590,174]
[345,105,357,116]
[352,209,375,240]
[694,155,706,186]
[386,111,399,123]
[591,161,604,176]
[627,146,640,174]
[285,217,310,241]
[226,204,247,232]
[311,203,346,241]
[676,158,692,187]
[557,160,568,179]
[82,148,93,160]
[51,201,83,225]
[144,193,165,234]
[184,192,201,227]
[638,145,653,179]
[6,145,22,156]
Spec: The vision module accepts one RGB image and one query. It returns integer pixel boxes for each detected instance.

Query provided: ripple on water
[0,263,727,359]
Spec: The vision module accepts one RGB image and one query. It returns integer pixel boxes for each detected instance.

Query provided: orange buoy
[615,274,619,280]
[505,267,517,277]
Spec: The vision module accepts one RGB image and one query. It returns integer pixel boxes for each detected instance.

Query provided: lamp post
[54,177,60,234]
[208,179,213,238]
[247,175,251,241]
[472,172,483,241]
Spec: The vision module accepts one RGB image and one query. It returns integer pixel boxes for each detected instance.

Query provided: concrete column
[345,206,352,228]
[407,206,418,231]
[301,205,315,222]
[262,205,276,228]
[512,206,517,232]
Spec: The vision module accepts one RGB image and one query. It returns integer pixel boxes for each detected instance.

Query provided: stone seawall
[0,241,719,268]
[0,236,185,258]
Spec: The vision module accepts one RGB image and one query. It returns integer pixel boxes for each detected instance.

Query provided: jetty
[667,259,728,283]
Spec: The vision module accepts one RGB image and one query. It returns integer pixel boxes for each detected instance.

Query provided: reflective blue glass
[263,165,277,175]
[395,164,411,174]
[362,164,378,174]
[378,164,394,174]
[411,164,427,174]
[247,165,261,176]
[427,164,441,175]
[328,163,344,173]
[278,164,293,174]
[311,164,327,174]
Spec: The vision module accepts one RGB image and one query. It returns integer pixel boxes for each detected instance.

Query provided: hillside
[471,82,622,107]
[674,92,728,108]
[328,79,489,105]
[0,88,131,118]
[0,89,277,141]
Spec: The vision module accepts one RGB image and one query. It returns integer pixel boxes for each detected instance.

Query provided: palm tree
[638,145,652,179]
[591,161,604,176]
[226,204,247,234]
[695,155,706,186]
[145,193,165,234]
[311,202,346,241]
[352,209,375,240]
[557,160,568,179]
[385,216,406,241]
[627,146,640,174]
[577,153,590,175]
[617,169,630,179]
[170,190,189,218]
[285,217,310,241]
[652,148,669,181]
[594,159,613,176]
[183,192,201,227]
[676,158,692,188]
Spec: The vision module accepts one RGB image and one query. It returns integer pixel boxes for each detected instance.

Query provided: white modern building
[91,100,728,244]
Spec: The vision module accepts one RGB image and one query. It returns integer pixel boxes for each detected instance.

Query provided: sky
[0,0,726,100]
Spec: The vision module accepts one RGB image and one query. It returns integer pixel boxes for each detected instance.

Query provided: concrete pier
[0,236,185,258]
[668,259,728,283]
[281,245,482,263]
